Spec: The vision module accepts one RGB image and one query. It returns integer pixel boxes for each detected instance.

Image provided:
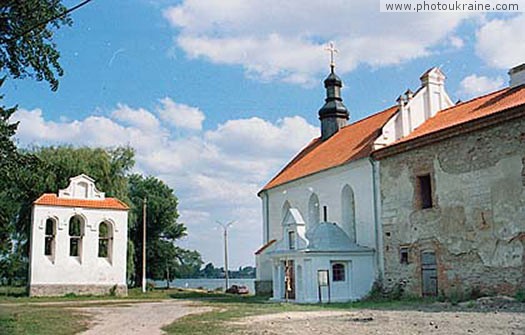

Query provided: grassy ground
[0,286,180,303]
[0,287,439,335]
[0,286,182,335]
[0,305,88,335]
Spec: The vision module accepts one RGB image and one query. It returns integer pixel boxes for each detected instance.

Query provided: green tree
[0,0,90,90]
[201,262,222,278]
[15,145,135,239]
[128,174,188,284]
[171,247,203,279]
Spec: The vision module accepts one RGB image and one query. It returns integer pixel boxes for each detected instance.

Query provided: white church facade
[29,174,129,296]
[255,64,454,302]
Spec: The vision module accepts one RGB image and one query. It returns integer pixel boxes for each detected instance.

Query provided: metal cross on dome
[325,41,338,69]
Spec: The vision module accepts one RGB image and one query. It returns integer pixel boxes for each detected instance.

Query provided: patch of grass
[0,305,88,335]
[0,286,183,304]
[515,290,525,303]
[163,297,318,335]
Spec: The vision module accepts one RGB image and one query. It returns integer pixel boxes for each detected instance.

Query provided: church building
[255,54,454,301]
[29,174,129,296]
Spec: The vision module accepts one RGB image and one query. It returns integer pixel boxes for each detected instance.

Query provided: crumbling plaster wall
[380,117,525,296]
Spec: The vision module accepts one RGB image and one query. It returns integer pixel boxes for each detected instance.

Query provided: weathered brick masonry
[378,115,525,297]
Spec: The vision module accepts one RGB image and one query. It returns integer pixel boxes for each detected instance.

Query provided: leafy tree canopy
[0,0,74,91]
[128,174,189,282]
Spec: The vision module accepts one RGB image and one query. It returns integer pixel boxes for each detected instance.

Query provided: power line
[11,0,94,40]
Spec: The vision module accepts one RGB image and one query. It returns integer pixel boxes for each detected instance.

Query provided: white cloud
[164,0,474,85]
[449,35,464,49]
[12,101,318,267]
[157,97,205,130]
[458,74,505,98]
[112,103,160,131]
[476,14,525,69]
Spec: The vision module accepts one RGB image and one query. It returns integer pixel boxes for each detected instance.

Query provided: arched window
[341,185,356,243]
[332,263,345,282]
[308,193,320,227]
[281,200,291,223]
[98,222,112,259]
[69,216,84,258]
[44,218,56,257]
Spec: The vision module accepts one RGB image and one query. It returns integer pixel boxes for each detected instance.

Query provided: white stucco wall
[257,158,379,287]
[264,158,376,248]
[29,205,128,287]
[373,68,454,149]
[270,252,375,303]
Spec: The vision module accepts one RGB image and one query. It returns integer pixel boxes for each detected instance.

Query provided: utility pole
[142,197,147,293]
[216,221,234,291]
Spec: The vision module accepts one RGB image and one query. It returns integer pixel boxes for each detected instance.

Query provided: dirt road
[76,300,211,335]
[236,309,524,335]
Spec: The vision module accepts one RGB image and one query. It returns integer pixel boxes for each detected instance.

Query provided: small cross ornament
[325,41,338,69]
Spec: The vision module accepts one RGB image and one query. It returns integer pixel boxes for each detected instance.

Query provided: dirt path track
[236,309,525,335]
[75,300,211,335]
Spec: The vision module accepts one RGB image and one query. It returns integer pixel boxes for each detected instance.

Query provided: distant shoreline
[154,278,256,293]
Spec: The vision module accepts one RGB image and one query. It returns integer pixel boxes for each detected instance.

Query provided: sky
[4,0,525,269]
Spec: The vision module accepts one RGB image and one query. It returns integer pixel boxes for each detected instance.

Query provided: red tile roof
[255,239,277,255]
[395,85,525,145]
[261,106,399,192]
[34,194,129,210]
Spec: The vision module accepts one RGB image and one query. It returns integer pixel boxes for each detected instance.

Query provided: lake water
[154,278,256,293]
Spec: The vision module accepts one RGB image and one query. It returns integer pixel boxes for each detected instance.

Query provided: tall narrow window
[418,174,433,209]
[308,193,320,227]
[288,231,296,250]
[98,222,112,259]
[341,185,356,243]
[44,218,56,257]
[400,247,409,264]
[332,263,345,282]
[69,216,83,257]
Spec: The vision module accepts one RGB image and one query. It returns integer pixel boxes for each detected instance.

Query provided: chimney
[318,67,349,141]
[509,63,525,88]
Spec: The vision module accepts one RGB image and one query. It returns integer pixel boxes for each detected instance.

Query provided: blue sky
[5,0,525,268]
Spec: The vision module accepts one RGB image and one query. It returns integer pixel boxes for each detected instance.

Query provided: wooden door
[284,260,295,300]
[421,251,438,296]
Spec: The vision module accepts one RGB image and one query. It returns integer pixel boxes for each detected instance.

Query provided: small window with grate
[332,263,345,282]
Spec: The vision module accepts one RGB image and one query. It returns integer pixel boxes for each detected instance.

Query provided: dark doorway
[284,260,295,300]
[421,251,438,296]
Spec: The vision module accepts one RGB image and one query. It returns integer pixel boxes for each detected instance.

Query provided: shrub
[515,290,525,302]
[390,282,405,300]
[366,280,385,301]
[109,284,118,296]
[146,281,156,291]
[468,286,483,300]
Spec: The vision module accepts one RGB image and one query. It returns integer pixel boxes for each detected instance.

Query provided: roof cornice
[373,104,525,160]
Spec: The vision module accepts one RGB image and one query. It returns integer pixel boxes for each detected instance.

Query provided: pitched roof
[34,194,129,210]
[376,84,525,156]
[254,239,277,255]
[261,106,398,192]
